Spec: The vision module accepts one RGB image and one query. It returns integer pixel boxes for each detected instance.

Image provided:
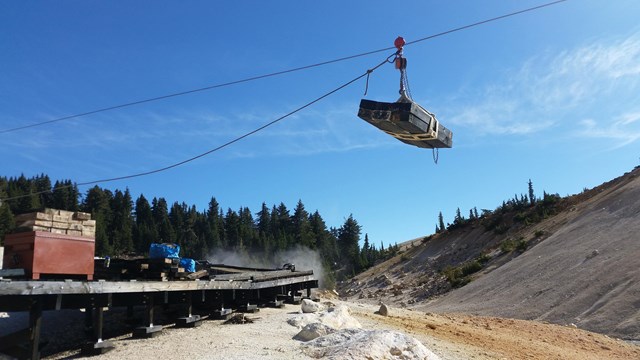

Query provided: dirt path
[30,300,640,359]
[348,302,640,360]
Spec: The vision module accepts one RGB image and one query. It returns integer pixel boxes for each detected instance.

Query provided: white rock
[287,305,361,330]
[287,313,320,329]
[318,305,361,329]
[301,298,325,313]
[294,322,335,342]
[302,329,441,360]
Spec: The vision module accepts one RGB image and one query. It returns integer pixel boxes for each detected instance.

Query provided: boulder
[294,322,335,342]
[377,303,389,316]
[287,313,320,329]
[302,329,440,360]
[319,305,361,329]
[288,305,361,330]
[301,299,325,313]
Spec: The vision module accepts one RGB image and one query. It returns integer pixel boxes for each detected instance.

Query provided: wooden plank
[186,270,208,280]
[0,275,318,295]
[73,211,92,220]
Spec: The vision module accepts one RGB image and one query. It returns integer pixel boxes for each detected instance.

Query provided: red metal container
[2,231,95,280]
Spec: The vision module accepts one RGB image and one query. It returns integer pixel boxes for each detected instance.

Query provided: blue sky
[2,1,639,247]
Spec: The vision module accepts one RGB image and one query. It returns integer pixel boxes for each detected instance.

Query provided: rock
[301,299,325,313]
[377,303,389,316]
[319,305,361,329]
[302,329,441,360]
[288,305,360,330]
[288,313,320,329]
[294,322,335,342]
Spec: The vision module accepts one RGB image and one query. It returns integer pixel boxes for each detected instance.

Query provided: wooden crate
[2,231,95,280]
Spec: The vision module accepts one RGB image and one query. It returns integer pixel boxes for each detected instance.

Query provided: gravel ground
[2,297,637,360]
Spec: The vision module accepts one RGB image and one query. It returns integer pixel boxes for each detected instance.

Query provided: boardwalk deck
[0,265,317,359]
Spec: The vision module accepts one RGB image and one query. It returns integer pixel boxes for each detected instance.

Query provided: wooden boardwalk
[0,266,318,359]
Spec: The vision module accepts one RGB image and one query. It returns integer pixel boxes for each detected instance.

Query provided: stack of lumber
[94,257,206,281]
[14,208,96,238]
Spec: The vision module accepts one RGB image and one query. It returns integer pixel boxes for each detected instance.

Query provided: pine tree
[438,211,445,233]
[33,174,52,209]
[528,179,536,205]
[206,197,222,251]
[238,206,256,251]
[292,200,314,248]
[0,202,15,245]
[109,189,134,254]
[169,202,185,243]
[83,186,113,256]
[11,174,38,213]
[454,207,463,225]
[224,208,240,250]
[133,194,157,254]
[52,180,79,211]
[361,233,371,269]
[310,210,337,267]
[152,197,174,244]
[337,214,362,276]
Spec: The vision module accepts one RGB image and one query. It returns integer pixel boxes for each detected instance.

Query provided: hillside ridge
[339,166,640,340]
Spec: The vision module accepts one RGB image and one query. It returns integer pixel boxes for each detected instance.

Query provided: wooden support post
[0,298,44,359]
[133,294,163,338]
[28,297,42,360]
[176,291,202,328]
[267,296,285,308]
[212,306,232,320]
[81,299,114,355]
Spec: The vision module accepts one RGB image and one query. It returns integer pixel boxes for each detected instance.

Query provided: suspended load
[357,37,453,149]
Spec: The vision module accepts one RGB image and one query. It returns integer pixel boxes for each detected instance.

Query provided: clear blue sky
[2,1,639,247]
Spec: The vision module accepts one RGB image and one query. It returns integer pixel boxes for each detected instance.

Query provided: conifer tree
[224,208,241,250]
[83,186,113,256]
[133,194,157,254]
[337,214,361,276]
[256,202,273,253]
[0,202,15,245]
[528,179,536,205]
[109,189,134,254]
[33,174,52,209]
[454,207,463,225]
[438,211,445,233]
[292,200,314,248]
[206,197,222,250]
[152,197,174,244]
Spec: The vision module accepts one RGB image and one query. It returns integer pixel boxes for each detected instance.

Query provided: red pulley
[394,36,406,50]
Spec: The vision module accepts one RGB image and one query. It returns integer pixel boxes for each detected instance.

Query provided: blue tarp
[180,258,196,273]
[149,243,180,259]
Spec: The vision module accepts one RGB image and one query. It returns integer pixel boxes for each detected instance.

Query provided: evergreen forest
[0,174,400,284]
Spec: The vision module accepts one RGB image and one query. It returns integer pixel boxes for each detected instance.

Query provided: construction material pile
[14,208,96,238]
[94,257,199,281]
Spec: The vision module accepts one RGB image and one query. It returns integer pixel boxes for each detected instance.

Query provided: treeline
[434,179,561,234]
[0,174,398,283]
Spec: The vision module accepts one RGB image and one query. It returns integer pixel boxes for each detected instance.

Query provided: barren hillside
[339,167,640,341]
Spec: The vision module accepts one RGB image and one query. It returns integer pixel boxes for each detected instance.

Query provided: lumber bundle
[94,257,206,281]
[14,208,96,238]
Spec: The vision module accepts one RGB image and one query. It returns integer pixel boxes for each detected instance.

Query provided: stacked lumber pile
[14,208,96,238]
[94,257,207,281]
